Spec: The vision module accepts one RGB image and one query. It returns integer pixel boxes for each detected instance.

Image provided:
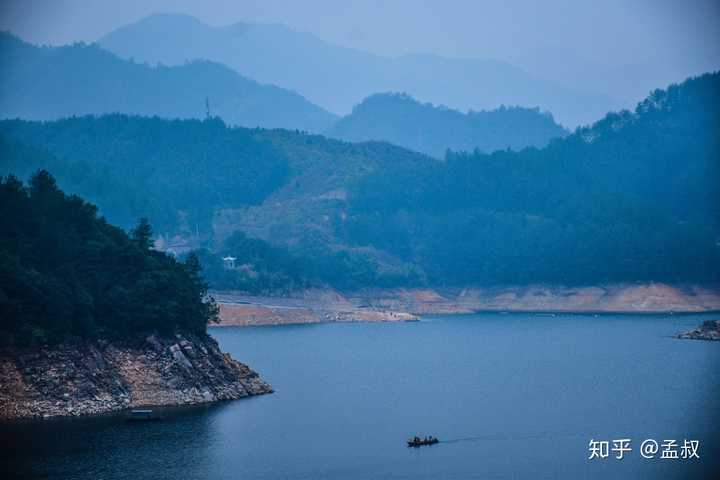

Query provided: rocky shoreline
[678,320,720,341]
[212,283,720,327]
[216,299,417,327]
[0,333,272,420]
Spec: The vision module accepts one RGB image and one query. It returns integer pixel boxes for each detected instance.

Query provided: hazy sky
[1,0,718,102]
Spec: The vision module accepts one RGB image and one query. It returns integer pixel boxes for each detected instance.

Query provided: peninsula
[0,173,271,419]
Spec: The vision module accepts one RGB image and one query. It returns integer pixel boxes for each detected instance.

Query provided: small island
[0,173,271,419]
[678,320,720,342]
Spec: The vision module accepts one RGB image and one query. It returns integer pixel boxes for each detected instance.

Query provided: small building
[222,256,237,269]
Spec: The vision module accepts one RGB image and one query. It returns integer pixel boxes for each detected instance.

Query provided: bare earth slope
[213,283,720,326]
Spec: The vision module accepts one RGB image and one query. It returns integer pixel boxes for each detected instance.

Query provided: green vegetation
[1,73,718,293]
[329,93,568,158]
[0,116,434,292]
[0,115,289,233]
[0,172,218,345]
[194,231,309,294]
[196,231,421,293]
[343,73,720,284]
[0,32,337,132]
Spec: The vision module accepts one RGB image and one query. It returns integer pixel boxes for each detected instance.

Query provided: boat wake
[441,430,587,444]
[441,434,519,444]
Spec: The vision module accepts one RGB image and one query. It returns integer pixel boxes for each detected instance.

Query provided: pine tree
[185,252,220,326]
[131,217,153,251]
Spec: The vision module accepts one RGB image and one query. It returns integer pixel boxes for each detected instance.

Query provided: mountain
[0,116,435,289]
[328,93,568,158]
[98,13,617,128]
[2,73,718,289]
[343,72,720,284]
[0,32,336,132]
[0,115,289,234]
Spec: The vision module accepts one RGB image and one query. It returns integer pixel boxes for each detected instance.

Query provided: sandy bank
[212,283,720,326]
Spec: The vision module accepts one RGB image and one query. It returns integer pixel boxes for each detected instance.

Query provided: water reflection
[2,402,233,479]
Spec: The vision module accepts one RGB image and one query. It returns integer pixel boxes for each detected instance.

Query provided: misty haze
[0,1,719,479]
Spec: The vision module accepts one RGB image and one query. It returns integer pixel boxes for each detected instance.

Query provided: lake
[4,313,720,479]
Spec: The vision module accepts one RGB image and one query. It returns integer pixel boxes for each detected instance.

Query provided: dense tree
[342,73,720,285]
[194,229,424,293]
[0,115,289,233]
[131,218,153,251]
[328,93,568,158]
[0,73,718,292]
[0,172,218,345]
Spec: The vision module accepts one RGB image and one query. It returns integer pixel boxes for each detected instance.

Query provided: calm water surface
[3,313,720,479]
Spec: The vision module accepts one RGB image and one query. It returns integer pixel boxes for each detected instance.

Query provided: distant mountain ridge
[0,32,337,132]
[342,72,720,284]
[99,13,618,127]
[1,73,717,288]
[328,93,568,157]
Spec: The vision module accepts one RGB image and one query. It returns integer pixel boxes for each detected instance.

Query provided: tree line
[342,73,720,285]
[1,73,718,293]
[0,172,218,345]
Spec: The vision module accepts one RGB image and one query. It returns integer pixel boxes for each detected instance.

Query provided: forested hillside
[0,116,433,291]
[0,33,336,132]
[1,73,718,290]
[344,73,720,284]
[0,172,218,345]
[328,93,567,157]
[0,115,289,233]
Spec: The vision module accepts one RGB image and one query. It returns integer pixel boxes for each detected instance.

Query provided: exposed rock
[0,333,272,420]
[212,283,720,327]
[216,301,417,326]
[678,320,720,341]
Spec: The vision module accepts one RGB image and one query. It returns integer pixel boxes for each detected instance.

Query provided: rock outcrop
[0,333,272,419]
[678,320,720,341]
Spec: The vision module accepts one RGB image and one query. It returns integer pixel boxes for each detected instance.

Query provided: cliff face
[0,333,272,420]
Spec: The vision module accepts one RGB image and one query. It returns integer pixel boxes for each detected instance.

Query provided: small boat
[126,409,161,421]
[407,436,439,447]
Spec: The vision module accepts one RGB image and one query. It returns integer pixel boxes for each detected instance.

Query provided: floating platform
[126,409,162,421]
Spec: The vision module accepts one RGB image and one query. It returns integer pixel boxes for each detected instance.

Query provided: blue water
[4,313,720,479]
